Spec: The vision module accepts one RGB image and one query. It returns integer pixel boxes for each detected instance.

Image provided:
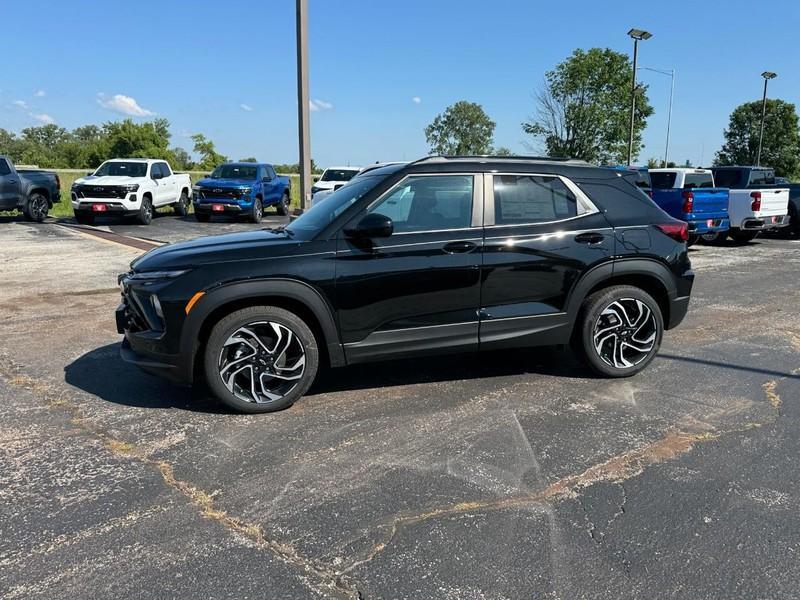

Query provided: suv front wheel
[204,306,319,413]
[578,285,663,377]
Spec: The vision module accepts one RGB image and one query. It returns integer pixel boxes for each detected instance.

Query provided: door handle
[7,179,17,184]
[443,241,477,253]
[574,232,605,244]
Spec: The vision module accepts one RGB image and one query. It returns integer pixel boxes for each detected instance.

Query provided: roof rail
[409,155,590,165]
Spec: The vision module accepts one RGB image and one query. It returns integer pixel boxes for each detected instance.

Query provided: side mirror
[344,213,393,239]
[333,183,345,191]
[86,172,94,176]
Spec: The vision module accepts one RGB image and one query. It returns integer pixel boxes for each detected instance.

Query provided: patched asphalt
[1,218,798,599]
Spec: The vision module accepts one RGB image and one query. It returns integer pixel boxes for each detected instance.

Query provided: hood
[196,178,255,188]
[131,230,297,272]
[75,175,142,186]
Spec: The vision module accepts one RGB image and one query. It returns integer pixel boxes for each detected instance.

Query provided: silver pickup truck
[0,155,61,222]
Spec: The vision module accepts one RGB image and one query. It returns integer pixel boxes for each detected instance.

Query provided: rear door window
[493,175,577,225]
[0,158,10,176]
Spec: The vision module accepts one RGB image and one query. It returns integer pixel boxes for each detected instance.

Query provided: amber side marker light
[185,291,205,314]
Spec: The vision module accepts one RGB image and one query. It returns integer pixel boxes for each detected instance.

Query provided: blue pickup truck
[192,163,291,223]
[647,168,730,245]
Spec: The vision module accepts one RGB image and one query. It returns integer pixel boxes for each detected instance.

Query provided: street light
[638,66,675,167]
[296,0,312,210]
[627,28,652,166]
[756,71,777,167]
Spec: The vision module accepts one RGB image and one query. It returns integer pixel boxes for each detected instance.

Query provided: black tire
[195,212,211,223]
[577,285,663,378]
[136,195,153,225]
[74,210,95,225]
[788,203,799,236]
[687,234,699,247]
[23,193,49,223]
[204,306,319,413]
[276,191,290,216]
[700,231,724,244]
[249,197,263,223]
[729,229,759,243]
[174,191,190,217]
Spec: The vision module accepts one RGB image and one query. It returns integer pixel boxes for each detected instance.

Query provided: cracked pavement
[1,217,799,599]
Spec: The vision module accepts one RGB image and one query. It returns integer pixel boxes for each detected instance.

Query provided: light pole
[756,71,777,167]
[296,0,312,210]
[638,66,674,167]
[627,28,652,166]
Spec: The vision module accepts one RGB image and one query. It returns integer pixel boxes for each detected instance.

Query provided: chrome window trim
[366,172,481,234]
[483,226,613,241]
[483,173,600,227]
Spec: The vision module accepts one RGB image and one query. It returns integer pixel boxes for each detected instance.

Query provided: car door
[479,172,614,349]
[263,165,280,204]
[156,162,176,206]
[335,173,484,362]
[0,158,21,210]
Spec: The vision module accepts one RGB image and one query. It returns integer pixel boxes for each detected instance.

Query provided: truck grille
[196,188,244,200]
[74,185,127,199]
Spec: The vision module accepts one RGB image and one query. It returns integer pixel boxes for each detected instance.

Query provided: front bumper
[193,200,246,214]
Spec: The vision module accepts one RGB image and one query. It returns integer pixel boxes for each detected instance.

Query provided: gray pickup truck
[0,155,61,222]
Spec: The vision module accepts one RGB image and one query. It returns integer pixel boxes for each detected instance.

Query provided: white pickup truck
[71,159,191,225]
[710,166,790,242]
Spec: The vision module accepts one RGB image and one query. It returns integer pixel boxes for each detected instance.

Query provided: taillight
[656,222,689,242]
[681,191,694,214]
[750,191,762,212]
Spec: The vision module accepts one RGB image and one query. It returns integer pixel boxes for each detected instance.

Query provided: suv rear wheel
[204,306,319,413]
[578,285,663,377]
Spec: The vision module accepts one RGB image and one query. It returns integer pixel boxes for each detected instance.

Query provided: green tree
[239,157,258,162]
[170,147,195,171]
[103,118,173,161]
[493,146,513,156]
[192,133,228,170]
[714,99,800,177]
[425,101,496,155]
[523,48,654,164]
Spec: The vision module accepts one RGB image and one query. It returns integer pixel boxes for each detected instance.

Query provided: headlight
[240,187,252,195]
[123,184,140,192]
[129,269,190,281]
[192,185,202,192]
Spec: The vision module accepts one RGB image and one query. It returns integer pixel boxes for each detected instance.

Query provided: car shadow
[65,342,592,412]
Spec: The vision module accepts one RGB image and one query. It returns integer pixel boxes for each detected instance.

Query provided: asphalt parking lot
[1,216,799,599]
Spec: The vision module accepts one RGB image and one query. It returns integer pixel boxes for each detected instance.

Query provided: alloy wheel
[217,321,306,404]
[592,298,657,369]
[30,196,47,221]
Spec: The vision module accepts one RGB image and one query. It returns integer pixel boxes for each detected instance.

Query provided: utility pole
[756,71,777,167]
[627,28,652,166]
[296,0,311,210]
[638,66,675,167]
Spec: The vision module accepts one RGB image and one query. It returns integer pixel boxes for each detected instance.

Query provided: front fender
[179,278,345,380]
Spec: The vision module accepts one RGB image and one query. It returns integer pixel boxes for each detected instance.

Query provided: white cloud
[309,99,333,112]
[13,100,28,109]
[34,90,46,98]
[412,96,422,104]
[240,103,253,112]
[97,93,155,117]
[30,113,55,124]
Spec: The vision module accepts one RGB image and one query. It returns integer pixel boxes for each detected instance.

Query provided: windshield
[210,165,259,180]
[320,169,359,182]
[93,161,148,178]
[286,175,386,240]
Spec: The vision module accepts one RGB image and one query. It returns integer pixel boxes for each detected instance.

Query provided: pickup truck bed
[0,156,61,222]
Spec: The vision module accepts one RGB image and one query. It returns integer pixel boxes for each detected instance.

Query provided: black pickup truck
[0,155,61,222]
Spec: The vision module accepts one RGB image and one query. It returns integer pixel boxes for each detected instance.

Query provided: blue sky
[3,0,799,167]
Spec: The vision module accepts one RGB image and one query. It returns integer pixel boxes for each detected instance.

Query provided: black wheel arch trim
[565,258,679,322]
[179,277,345,381]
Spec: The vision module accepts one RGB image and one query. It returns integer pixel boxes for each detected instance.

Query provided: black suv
[117,157,694,413]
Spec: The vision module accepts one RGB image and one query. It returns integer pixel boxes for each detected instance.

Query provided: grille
[75,185,127,199]
[120,288,149,333]
[197,188,243,200]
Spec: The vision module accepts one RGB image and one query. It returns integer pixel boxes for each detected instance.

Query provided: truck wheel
[729,230,759,244]
[136,196,153,225]
[788,204,799,236]
[577,285,663,378]
[23,193,49,223]
[74,211,95,225]
[195,213,211,223]
[249,197,263,223]
[276,191,290,216]
[174,191,190,217]
[700,231,724,244]
[204,306,319,413]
